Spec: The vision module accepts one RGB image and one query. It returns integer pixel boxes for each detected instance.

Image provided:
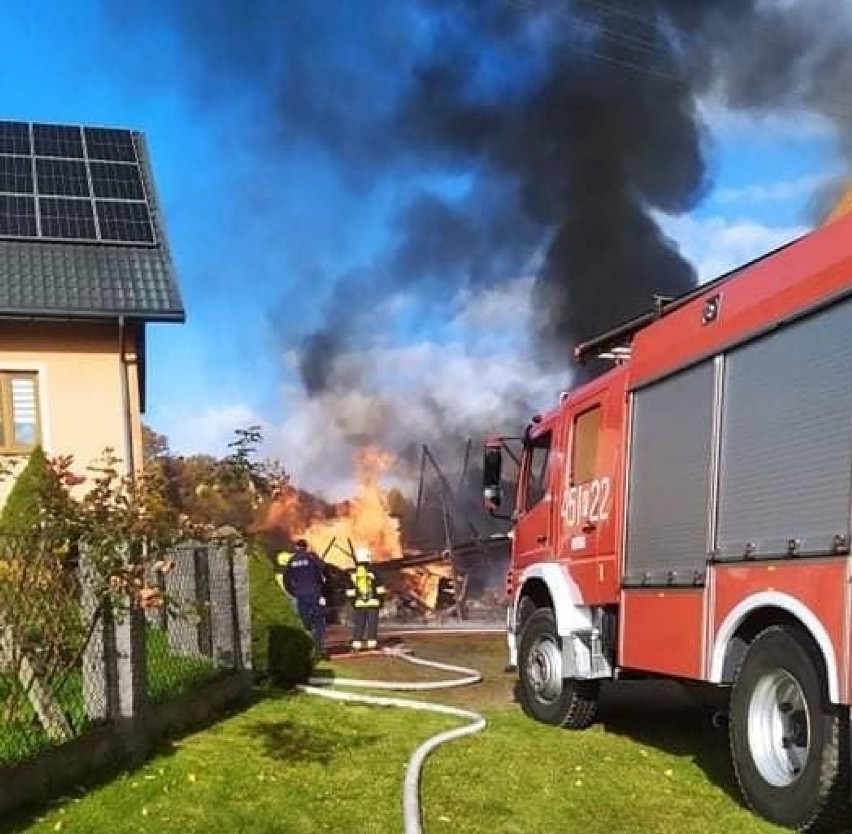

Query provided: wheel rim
[747,669,810,787]
[525,633,563,702]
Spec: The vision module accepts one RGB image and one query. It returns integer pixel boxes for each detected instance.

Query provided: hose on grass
[298,648,486,834]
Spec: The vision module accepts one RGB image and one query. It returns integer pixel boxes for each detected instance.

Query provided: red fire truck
[482,211,852,831]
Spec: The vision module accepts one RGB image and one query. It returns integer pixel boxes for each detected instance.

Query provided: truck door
[557,388,619,603]
[512,423,554,567]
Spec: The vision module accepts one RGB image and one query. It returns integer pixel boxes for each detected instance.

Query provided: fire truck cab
[483,211,852,832]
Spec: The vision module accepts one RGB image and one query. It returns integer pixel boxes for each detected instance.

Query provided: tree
[141,425,288,535]
[142,424,170,463]
[0,445,57,537]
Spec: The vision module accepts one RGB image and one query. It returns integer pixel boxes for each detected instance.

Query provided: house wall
[0,320,143,505]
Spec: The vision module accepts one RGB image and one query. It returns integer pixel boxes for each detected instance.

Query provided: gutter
[118,316,136,480]
[0,309,185,324]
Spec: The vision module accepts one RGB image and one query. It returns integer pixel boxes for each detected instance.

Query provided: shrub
[248,543,312,684]
[0,445,53,537]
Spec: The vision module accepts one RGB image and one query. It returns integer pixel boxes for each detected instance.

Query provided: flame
[264,447,402,570]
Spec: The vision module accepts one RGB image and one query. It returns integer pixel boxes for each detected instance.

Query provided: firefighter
[346,547,386,651]
[274,549,301,614]
[274,549,293,592]
[282,538,328,657]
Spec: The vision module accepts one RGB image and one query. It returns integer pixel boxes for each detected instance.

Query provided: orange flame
[264,447,402,569]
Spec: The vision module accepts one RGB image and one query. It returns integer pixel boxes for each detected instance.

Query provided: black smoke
[111,0,850,459]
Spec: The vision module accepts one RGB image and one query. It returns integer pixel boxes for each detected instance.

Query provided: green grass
[2,634,788,834]
[0,625,226,766]
[145,625,225,704]
[0,672,86,766]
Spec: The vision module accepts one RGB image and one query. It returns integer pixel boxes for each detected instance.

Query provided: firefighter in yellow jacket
[346,547,386,651]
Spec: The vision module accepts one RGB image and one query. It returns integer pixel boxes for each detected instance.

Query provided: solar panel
[0,195,36,237]
[36,158,89,197]
[0,123,30,155]
[84,127,137,162]
[0,156,33,194]
[90,161,144,200]
[96,200,154,243]
[33,124,84,158]
[40,197,97,239]
[0,120,157,246]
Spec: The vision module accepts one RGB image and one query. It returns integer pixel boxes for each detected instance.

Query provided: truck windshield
[524,431,552,510]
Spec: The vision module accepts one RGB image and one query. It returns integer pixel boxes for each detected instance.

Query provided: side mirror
[482,444,503,508]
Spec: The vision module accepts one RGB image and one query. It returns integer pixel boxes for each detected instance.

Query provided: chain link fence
[0,533,92,766]
[147,542,250,703]
[0,536,250,769]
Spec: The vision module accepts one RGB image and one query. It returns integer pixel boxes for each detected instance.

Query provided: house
[0,120,184,502]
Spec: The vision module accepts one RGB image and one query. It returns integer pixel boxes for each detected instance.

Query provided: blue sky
[0,1,845,495]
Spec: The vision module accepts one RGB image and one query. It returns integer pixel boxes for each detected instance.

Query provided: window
[571,406,601,486]
[0,372,40,453]
[524,431,552,510]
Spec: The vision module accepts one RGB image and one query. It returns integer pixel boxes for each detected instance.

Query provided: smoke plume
[111,0,852,494]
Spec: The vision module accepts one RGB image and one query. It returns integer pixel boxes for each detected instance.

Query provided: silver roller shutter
[716,297,852,559]
[625,361,715,585]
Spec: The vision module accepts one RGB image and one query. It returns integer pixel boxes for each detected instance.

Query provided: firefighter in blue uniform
[282,538,328,656]
[346,548,386,651]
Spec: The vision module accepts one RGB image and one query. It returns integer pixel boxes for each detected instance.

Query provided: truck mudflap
[561,629,612,680]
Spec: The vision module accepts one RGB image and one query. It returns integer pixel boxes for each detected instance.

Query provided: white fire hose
[299,648,487,834]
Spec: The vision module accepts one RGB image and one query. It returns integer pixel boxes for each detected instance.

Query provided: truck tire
[516,596,537,637]
[729,625,851,832]
[517,607,599,729]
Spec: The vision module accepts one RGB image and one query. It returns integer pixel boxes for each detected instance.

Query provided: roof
[0,238,184,321]
[0,124,184,323]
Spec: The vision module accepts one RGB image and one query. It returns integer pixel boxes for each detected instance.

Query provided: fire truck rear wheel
[517,608,599,729]
[729,625,851,832]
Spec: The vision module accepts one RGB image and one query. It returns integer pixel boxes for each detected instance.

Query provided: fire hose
[299,648,486,834]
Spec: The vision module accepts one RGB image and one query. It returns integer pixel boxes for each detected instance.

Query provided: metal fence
[0,537,251,769]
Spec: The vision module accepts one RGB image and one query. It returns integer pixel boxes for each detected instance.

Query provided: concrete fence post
[80,544,148,755]
[109,603,148,741]
[231,540,252,673]
[80,549,109,723]
[193,546,213,658]
[208,543,234,665]
[165,544,201,657]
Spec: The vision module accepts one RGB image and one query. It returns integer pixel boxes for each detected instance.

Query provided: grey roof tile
[0,239,184,320]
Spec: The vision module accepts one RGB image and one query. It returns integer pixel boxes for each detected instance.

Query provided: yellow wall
[0,320,143,505]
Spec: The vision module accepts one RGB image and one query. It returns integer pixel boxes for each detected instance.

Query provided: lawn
[2,633,786,834]
[0,625,223,767]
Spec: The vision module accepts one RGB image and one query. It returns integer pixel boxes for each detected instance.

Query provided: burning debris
[262,445,508,621]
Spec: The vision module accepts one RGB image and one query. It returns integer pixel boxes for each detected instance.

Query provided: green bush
[248,543,312,684]
[0,445,52,537]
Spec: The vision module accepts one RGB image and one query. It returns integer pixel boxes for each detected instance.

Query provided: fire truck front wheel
[517,608,599,729]
[729,625,850,832]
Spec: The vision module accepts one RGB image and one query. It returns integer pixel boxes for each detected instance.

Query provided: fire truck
[481,210,852,832]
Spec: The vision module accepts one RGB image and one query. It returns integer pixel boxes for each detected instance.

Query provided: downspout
[118,315,136,480]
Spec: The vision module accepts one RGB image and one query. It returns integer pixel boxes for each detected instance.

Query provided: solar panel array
[0,121,156,245]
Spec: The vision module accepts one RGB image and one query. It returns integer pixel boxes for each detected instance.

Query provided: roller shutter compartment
[716,298,852,560]
[625,361,715,586]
